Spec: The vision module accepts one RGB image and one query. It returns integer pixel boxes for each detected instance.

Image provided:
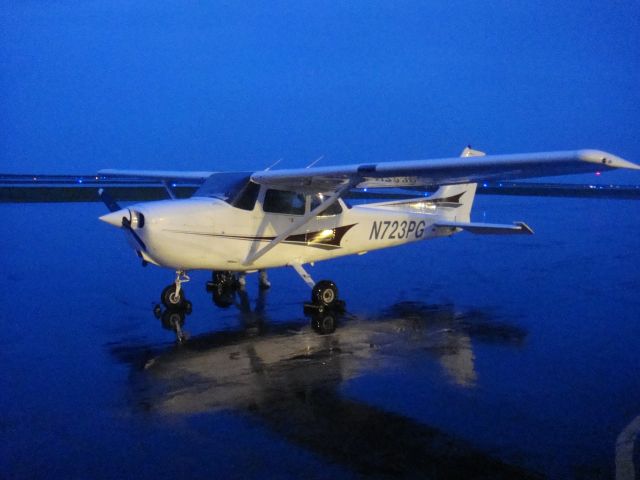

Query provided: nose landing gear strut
[161,270,192,312]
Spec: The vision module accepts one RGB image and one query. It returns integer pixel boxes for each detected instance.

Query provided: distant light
[363,188,367,192]
[33,177,37,181]
[595,171,601,176]
[483,183,488,187]
[77,179,83,184]
[499,183,503,187]
[172,183,177,187]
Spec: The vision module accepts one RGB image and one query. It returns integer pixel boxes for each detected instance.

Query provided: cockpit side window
[231,181,260,211]
[310,193,343,216]
[263,189,305,215]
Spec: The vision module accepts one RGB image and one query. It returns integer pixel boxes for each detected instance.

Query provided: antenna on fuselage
[264,158,282,171]
[306,155,324,168]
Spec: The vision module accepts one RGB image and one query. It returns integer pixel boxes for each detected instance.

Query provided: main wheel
[161,284,186,310]
[312,280,338,307]
[213,271,237,288]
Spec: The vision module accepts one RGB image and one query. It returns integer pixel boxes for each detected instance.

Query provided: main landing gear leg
[161,270,191,311]
[292,263,344,312]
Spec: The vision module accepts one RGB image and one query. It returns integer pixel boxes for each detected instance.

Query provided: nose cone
[99,209,127,228]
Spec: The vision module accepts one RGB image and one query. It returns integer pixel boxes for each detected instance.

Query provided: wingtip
[577,149,640,170]
[516,221,534,235]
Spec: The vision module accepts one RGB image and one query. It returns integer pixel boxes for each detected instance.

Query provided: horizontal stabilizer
[434,221,534,235]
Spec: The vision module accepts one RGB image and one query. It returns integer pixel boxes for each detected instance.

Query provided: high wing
[97,169,243,200]
[251,150,639,192]
[98,169,216,181]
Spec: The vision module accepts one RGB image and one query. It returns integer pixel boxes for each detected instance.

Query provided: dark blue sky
[1,1,639,183]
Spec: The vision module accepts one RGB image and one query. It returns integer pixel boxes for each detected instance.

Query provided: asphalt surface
[1,195,639,479]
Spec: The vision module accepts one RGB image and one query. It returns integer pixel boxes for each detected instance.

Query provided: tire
[161,284,186,310]
[312,280,338,307]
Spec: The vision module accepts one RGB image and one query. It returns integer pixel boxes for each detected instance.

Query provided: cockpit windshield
[193,172,260,211]
[194,172,253,201]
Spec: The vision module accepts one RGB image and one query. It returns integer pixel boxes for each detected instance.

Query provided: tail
[427,146,483,222]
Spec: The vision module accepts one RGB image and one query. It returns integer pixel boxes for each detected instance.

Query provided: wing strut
[243,181,353,266]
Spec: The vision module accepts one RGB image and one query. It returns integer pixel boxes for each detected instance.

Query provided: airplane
[97,147,639,312]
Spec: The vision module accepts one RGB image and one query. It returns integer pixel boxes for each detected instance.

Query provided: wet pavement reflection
[110,292,536,478]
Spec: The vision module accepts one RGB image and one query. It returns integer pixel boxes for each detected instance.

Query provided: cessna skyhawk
[98,147,639,311]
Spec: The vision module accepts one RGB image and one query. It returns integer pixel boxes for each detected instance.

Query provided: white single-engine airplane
[98,147,639,311]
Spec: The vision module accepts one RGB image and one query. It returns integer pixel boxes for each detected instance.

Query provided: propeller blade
[121,214,147,251]
[98,188,121,212]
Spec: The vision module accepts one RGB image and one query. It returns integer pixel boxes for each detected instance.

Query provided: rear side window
[263,189,305,215]
[310,193,343,216]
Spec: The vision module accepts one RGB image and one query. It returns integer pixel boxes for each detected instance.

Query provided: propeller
[120,213,147,251]
[98,189,147,251]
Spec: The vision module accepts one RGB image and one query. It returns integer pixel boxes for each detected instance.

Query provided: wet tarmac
[1,195,639,479]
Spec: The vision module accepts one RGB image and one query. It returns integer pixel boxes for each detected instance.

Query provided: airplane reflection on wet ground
[111,298,535,478]
[1,198,639,479]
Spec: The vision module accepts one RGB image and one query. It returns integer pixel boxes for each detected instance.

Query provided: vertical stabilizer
[428,146,484,222]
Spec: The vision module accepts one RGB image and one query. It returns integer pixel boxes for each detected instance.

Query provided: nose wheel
[161,270,191,310]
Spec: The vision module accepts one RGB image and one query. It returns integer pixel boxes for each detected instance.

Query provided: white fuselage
[118,192,458,272]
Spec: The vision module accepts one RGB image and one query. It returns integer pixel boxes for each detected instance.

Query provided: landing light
[307,228,335,243]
